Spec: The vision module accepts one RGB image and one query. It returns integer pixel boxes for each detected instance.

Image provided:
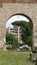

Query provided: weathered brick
[0,0,37,3]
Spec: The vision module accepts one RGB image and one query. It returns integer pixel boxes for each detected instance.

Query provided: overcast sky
[6,15,29,28]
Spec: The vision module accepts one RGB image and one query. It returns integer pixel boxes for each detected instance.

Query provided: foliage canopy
[12,20,32,46]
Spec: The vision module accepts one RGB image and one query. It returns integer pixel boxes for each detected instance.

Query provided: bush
[6,31,19,48]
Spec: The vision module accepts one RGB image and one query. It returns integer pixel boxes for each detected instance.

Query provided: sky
[6,15,29,28]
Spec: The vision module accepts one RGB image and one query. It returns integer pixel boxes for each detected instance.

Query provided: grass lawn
[0,50,35,65]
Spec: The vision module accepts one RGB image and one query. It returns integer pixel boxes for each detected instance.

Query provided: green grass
[0,50,35,65]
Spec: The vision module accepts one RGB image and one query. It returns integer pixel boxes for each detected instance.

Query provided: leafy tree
[12,20,32,46]
[6,31,19,48]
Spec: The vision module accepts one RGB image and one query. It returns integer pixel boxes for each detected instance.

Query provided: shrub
[6,31,19,48]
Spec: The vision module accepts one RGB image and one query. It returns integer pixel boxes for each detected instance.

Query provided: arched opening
[6,13,33,50]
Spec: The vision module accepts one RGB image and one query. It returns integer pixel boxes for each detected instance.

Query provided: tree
[12,20,32,46]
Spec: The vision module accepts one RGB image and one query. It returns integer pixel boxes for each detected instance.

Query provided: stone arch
[6,13,33,29]
[0,3,37,59]
[8,13,33,26]
[6,13,33,48]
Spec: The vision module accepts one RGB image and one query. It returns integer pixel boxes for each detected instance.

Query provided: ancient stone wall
[0,3,37,48]
[0,0,37,3]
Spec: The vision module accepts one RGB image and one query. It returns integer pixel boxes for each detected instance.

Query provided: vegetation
[12,20,32,46]
[6,31,19,48]
[0,50,35,65]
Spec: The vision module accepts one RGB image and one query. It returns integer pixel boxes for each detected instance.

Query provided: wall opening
[6,13,33,50]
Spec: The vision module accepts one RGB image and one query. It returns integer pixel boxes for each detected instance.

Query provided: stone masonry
[0,3,37,58]
[0,0,37,3]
